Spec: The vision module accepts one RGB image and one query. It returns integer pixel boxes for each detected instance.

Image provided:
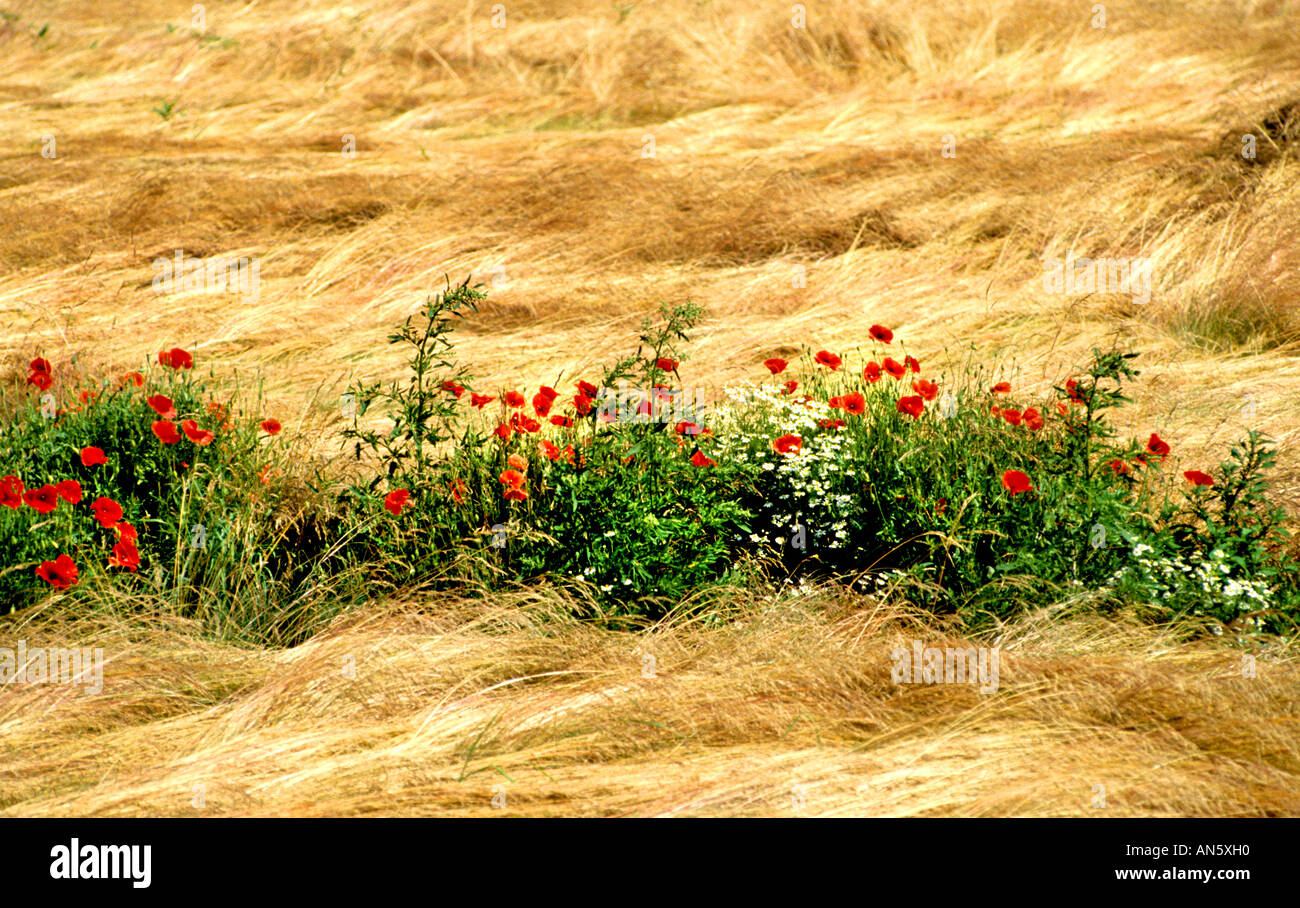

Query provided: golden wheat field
[2,0,1300,817]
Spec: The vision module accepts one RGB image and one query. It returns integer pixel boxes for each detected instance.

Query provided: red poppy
[35,554,78,590]
[470,393,495,409]
[863,362,882,383]
[448,479,468,504]
[550,415,573,427]
[108,538,140,572]
[1184,470,1215,487]
[912,379,938,401]
[690,450,715,467]
[499,469,527,500]
[764,358,788,375]
[904,355,920,374]
[181,419,214,446]
[27,370,53,391]
[1146,433,1170,457]
[384,489,411,516]
[538,440,560,461]
[23,484,59,514]
[441,381,465,399]
[1106,459,1131,476]
[869,325,894,344]
[896,395,924,419]
[573,393,595,415]
[115,521,138,544]
[92,497,123,528]
[992,382,1011,394]
[882,358,905,379]
[814,350,842,370]
[146,394,177,419]
[152,419,181,444]
[500,468,526,488]
[1023,408,1044,431]
[772,434,802,455]
[577,380,598,397]
[508,454,528,473]
[121,371,145,388]
[1001,470,1033,494]
[532,393,553,417]
[510,412,541,434]
[493,423,512,440]
[505,391,525,408]
[1001,409,1023,427]
[0,475,24,508]
[27,357,53,390]
[781,380,798,395]
[261,419,282,435]
[656,357,679,372]
[538,385,559,402]
[159,347,194,369]
[840,392,866,416]
[675,421,702,436]
[818,418,846,429]
[990,405,1001,416]
[1065,378,1082,401]
[54,479,82,504]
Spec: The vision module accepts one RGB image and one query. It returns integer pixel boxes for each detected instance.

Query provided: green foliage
[711,343,1299,631]
[512,423,755,614]
[0,356,352,643]
[5,286,1298,640]
[0,366,212,608]
[343,290,752,611]
[343,278,485,481]
[1111,430,1298,632]
[338,278,491,574]
[152,99,179,120]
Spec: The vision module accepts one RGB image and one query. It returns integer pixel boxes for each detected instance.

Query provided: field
[2,0,1299,816]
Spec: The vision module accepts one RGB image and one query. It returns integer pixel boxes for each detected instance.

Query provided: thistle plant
[342,278,485,489]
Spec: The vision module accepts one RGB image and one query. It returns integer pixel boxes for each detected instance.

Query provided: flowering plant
[0,347,292,626]
[6,286,1298,637]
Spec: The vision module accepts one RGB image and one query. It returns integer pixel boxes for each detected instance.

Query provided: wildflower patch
[4,281,1297,637]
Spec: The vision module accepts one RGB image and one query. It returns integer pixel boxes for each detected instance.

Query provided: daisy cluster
[1107,543,1273,613]
[712,382,859,550]
[570,531,638,593]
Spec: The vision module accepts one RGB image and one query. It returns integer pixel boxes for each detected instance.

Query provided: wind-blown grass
[3,586,1297,817]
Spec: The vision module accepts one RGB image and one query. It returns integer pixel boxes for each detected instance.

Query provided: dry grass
[3,589,1298,817]
[2,0,1300,815]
